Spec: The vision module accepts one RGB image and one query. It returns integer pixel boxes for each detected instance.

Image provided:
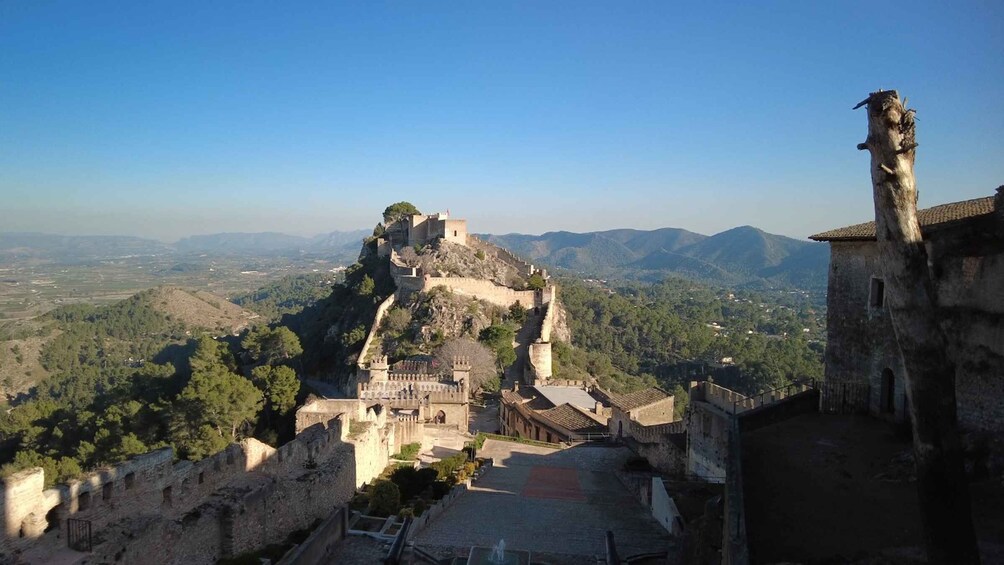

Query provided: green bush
[390,466,438,501]
[391,442,420,461]
[368,480,401,517]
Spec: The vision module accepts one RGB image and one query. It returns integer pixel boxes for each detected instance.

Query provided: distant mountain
[485,226,828,289]
[175,230,369,256]
[0,232,171,262]
[0,229,370,264]
[175,232,311,253]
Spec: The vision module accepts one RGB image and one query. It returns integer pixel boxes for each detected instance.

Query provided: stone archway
[434,410,446,424]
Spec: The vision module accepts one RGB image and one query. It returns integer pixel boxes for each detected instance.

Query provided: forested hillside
[486,225,829,289]
[0,289,303,487]
[556,277,824,397]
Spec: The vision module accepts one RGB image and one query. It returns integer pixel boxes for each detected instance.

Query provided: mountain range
[0,230,371,262]
[484,226,829,289]
[0,224,829,289]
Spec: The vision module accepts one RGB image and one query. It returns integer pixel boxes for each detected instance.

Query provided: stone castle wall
[397,275,543,309]
[356,293,396,370]
[825,227,1004,431]
[3,403,400,563]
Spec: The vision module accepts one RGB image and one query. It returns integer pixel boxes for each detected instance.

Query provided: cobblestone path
[413,440,672,559]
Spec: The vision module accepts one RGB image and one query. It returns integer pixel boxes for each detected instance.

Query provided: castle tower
[452,356,471,385]
[370,356,389,383]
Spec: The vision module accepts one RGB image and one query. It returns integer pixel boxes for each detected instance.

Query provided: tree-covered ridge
[231,273,342,322]
[0,291,303,487]
[558,277,824,396]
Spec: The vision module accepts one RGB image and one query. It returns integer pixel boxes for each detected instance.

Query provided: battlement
[693,381,752,414]
[629,419,687,444]
[0,416,349,556]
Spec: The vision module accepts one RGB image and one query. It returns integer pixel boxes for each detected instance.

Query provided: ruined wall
[296,398,366,434]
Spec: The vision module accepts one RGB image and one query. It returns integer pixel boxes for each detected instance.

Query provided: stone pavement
[413,440,673,560]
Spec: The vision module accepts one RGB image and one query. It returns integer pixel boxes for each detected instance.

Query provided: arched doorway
[881,368,896,414]
[618,420,623,438]
[434,410,446,424]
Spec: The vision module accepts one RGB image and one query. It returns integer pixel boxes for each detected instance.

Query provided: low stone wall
[276,505,349,565]
[406,459,493,541]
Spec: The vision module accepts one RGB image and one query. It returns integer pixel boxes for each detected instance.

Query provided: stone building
[604,387,675,440]
[810,188,1004,432]
[382,211,468,249]
[499,383,609,443]
[356,355,471,427]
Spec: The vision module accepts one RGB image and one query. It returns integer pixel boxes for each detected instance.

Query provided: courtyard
[412,439,673,562]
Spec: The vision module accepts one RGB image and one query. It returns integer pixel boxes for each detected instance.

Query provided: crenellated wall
[356,293,396,370]
[3,402,405,564]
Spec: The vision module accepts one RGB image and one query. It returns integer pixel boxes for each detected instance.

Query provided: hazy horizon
[3,2,1002,242]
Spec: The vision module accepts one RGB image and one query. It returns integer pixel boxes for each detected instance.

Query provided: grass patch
[391,442,420,461]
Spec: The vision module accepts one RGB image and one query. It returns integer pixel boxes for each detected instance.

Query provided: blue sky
[1,1,1001,241]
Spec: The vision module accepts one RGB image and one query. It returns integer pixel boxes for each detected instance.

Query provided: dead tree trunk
[855,89,979,564]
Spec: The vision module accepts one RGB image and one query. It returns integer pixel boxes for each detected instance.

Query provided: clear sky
[2,1,1002,242]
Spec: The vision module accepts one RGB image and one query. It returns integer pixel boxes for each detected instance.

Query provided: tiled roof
[537,404,607,434]
[611,387,672,411]
[533,385,600,411]
[809,196,996,242]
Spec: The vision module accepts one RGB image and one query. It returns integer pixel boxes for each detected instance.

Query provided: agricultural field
[0,253,347,322]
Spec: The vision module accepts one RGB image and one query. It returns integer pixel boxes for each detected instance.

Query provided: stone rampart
[697,382,752,414]
[412,276,540,308]
[3,407,401,564]
[630,419,687,444]
[357,293,396,370]
[467,236,541,278]
[1,416,357,561]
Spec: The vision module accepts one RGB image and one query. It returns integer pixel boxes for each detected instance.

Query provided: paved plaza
[413,440,673,560]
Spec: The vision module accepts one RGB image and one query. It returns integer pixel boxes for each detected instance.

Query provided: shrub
[390,466,438,501]
[392,442,421,461]
[368,480,401,517]
[412,498,428,516]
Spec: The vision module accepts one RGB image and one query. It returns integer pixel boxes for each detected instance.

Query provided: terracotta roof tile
[537,404,607,434]
[809,196,996,242]
[611,387,672,411]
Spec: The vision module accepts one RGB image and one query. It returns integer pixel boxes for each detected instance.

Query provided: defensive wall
[3,401,404,563]
[395,275,544,309]
[625,420,687,476]
[356,293,396,370]
[466,235,544,279]
[683,380,821,565]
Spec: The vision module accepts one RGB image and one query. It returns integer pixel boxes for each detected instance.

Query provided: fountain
[488,539,506,564]
[466,538,529,565]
